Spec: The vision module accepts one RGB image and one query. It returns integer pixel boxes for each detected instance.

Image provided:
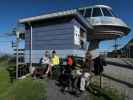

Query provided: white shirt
[42,56,50,64]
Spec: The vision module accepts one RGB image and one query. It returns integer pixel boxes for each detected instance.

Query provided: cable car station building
[19,10,93,63]
[19,5,130,64]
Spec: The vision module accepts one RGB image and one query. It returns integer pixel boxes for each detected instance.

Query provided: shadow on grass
[88,84,112,100]
[87,83,124,100]
[103,74,133,88]
[6,65,29,83]
[6,66,16,83]
[106,61,133,70]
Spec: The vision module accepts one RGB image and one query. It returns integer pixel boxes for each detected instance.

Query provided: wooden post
[16,32,19,79]
[30,24,32,73]
[100,73,102,88]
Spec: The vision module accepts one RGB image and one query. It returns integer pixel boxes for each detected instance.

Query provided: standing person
[93,55,106,88]
[80,51,94,92]
[45,50,60,77]
[93,55,106,75]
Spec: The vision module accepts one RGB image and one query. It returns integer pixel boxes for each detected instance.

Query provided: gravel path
[47,80,90,100]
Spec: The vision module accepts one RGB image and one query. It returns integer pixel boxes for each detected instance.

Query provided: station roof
[19,9,93,30]
[78,5,112,10]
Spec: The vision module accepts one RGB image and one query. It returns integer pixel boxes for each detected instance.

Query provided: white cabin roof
[78,5,112,10]
[19,9,93,29]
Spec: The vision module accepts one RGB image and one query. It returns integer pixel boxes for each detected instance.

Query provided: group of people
[32,50,106,95]
[32,50,60,78]
[58,50,106,95]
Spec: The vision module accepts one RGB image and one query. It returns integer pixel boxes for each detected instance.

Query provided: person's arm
[57,56,60,65]
[91,61,94,72]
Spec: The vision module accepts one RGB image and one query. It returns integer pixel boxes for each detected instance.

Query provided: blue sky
[0,0,133,54]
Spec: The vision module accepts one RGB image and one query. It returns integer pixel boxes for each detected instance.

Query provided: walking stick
[100,73,102,88]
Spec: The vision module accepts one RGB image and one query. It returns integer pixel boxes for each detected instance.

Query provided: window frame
[109,9,115,17]
[79,10,84,16]
[92,7,103,17]
[85,8,92,17]
[101,7,113,17]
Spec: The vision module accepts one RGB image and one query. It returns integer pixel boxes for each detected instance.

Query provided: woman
[80,51,94,92]
[45,50,60,77]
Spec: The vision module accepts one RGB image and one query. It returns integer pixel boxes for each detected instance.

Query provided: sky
[0,0,133,54]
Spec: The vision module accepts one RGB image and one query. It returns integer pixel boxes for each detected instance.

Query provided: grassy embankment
[0,57,47,100]
[88,83,125,100]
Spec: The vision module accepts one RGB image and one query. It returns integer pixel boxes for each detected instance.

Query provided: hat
[52,50,56,54]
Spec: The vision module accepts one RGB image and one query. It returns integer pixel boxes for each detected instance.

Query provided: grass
[88,77,125,100]
[0,58,47,100]
[89,84,125,100]
[0,60,11,96]
[0,78,47,100]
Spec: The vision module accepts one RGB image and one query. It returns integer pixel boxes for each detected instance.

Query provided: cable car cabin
[78,5,131,40]
[19,10,93,64]
[18,5,131,64]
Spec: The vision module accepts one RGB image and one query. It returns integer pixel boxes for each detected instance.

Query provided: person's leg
[80,76,86,91]
[84,73,91,88]
[32,68,37,79]
[61,72,68,92]
[71,76,80,94]
[45,64,52,76]
[67,73,73,91]
[73,76,79,89]
[49,65,53,78]
[85,77,90,89]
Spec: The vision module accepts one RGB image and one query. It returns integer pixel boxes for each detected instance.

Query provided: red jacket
[67,57,73,65]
